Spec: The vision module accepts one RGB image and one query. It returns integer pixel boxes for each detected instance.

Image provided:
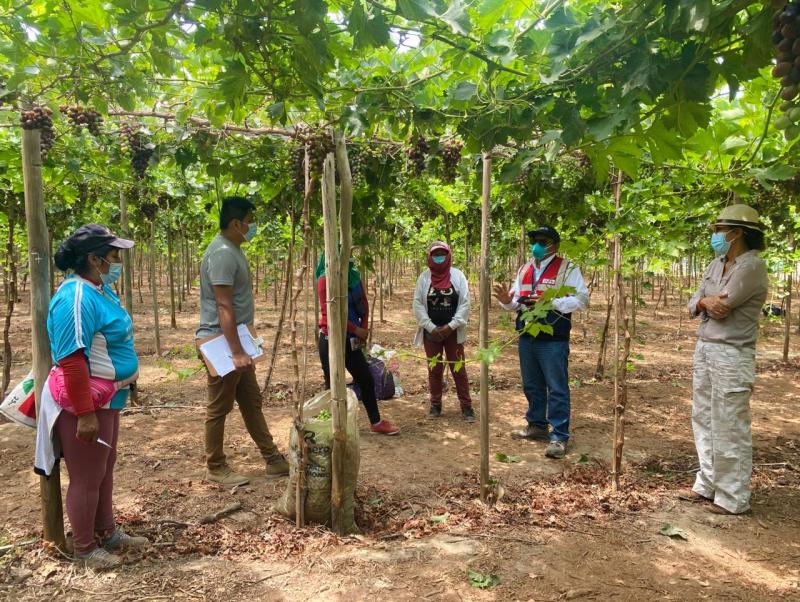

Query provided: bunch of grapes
[120,123,154,179]
[307,130,334,177]
[439,139,463,183]
[156,192,173,209]
[59,104,104,137]
[772,2,800,140]
[77,181,89,204]
[289,143,305,191]
[348,143,366,186]
[20,106,55,157]
[406,136,429,176]
[124,184,140,203]
[140,200,159,221]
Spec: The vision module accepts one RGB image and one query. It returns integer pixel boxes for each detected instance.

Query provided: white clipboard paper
[198,324,265,377]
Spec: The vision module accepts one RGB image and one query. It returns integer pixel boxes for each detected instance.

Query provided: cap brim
[108,237,135,249]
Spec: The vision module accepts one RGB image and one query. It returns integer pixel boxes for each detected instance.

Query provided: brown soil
[0,274,798,601]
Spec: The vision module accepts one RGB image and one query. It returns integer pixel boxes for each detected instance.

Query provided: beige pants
[205,368,278,470]
[691,340,755,514]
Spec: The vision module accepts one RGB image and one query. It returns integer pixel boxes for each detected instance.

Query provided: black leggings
[318,334,381,425]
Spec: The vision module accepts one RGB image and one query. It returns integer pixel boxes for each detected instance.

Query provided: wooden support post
[326,133,354,535]
[479,152,492,502]
[166,217,177,329]
[119,188,134,317]
[295,143,313,527]
[784,232,794,362]
[118,188,138,404]
[611,171,631,493]
[22,128,66,549]
[149,218,162,356]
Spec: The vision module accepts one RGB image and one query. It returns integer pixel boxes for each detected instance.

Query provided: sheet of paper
[199,325,263,377]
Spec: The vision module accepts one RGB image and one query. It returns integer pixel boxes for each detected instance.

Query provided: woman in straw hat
[685,205,768,515]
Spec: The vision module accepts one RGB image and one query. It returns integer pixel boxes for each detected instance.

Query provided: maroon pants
[55,409,119,554]
[423,332,473,410]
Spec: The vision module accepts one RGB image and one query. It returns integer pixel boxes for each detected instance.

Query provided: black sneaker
[428,405,442,418]
[511,424,549,441]
[462,408,476,423]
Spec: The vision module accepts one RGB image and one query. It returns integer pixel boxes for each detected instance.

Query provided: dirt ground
[0,270,799,601]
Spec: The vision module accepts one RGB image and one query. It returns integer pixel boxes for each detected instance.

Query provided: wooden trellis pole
[611,170,631,493]
[295,143,313,527]
[149,217,162,356]
[479,151,492,502]
[784,232,794,362]
[21,127,66,549]
[325,132,354,535]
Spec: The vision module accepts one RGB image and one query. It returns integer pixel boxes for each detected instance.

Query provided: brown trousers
[205,368,278,470]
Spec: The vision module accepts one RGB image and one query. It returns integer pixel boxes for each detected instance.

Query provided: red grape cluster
[772,1,800,139]
[406,136,429,176]
[307,130,334,176]
[120,123,154,179]
[19,106,55,157]
[289,144,305,191]
[440,139,463,183]
[60,104,104,137]
[347,144,366,186]
[140,200,158,221]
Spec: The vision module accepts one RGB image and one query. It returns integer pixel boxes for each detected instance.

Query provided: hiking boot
[707,504,749,516]
[101,526,149,551]
[677,490,713,504]
[370,419,400,436]
[462,408,476,423]
[544,440,567,459]
[510,424,549,441]
[428,405,442,418]
[76,547,121,570]
[265,453,290,479]
[206,465,250,486]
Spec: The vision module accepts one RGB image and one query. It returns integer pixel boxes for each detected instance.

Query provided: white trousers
[691,340,755,514]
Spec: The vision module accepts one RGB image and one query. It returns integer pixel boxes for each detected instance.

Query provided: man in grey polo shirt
[197,196,288,486]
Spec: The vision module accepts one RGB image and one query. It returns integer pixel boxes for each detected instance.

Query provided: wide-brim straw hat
[711,204,764,233]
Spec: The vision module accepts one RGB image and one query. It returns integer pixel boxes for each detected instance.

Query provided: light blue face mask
[243,222,258,242]
[100,259,122,286]
[531,242,548,260]
[710,231,733,256]
[432,255,447,264]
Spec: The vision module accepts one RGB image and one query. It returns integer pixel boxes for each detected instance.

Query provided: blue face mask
[100,259,122,286]
[243,222,258,242]
[710,231,731,256]
[531,242,548,260]
[432,255,447,265]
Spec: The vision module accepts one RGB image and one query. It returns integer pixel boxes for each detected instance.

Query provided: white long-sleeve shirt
[413,267,470,346]
[499,255,589,314]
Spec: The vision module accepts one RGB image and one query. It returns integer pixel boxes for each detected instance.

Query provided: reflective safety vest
[516,256,574,341]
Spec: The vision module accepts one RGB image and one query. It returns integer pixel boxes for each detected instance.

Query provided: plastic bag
[0,371,37,428]
[349,355,395,401]
[274,389,361,533]
[370,344,403,397]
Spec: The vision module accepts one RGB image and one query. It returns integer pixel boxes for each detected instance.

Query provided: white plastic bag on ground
[274,389,361,533]
[0,371,37,428]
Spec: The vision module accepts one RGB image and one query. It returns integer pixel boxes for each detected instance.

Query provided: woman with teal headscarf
[316,252,400,436]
